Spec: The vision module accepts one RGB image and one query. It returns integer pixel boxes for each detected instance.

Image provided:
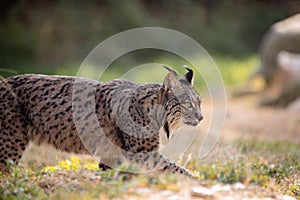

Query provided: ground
[0,95,299,200]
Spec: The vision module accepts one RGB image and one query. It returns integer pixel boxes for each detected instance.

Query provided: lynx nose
[196,113,203,121]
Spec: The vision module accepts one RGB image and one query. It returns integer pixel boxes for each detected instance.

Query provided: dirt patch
[223,96,300,144]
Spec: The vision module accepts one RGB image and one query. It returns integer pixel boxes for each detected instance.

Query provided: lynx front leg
[124,152,195,177]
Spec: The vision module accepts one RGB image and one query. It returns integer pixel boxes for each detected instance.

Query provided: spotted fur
[0,66,203,177]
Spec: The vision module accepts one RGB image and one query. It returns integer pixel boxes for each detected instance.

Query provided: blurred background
[0,0,299,74]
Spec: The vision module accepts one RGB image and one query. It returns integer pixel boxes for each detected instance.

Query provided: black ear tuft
[183,65,194,86]
[163,65,177,75]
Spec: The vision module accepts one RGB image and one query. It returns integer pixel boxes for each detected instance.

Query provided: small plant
[0,166,47,200]
[289,184,300,197]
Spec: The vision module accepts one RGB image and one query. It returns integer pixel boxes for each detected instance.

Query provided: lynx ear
[157,87,165,104]
[162,65,179,90]
[158,66,180,104]
[183,65,194,86]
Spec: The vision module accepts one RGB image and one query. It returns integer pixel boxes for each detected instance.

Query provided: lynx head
[158,65,203,139]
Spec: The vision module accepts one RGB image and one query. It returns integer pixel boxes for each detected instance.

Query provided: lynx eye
[184,102,192,108]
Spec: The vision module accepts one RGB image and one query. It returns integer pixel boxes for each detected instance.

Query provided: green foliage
[190,140,300,198]
[214,56,258,87]
[0,167,47,200]
[0,0,292,74]
[1,140,299,199]
[289,184,300,197]
[238,140,300,193]
[197,158,247,184]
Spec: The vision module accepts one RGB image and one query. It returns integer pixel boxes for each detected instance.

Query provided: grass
[1,140,299,199]
[214,55,258,87]
[194,140,300,190]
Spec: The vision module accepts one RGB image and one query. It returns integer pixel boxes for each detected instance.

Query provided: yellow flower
[42,166,57,173]
[84,162,99,171]
[70,156,81,171]
[58,160,71,171]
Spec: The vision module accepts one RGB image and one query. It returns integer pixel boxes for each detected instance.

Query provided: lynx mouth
[184,120,199,126]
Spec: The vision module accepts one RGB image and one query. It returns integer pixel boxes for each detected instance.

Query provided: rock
[233,182,246,190]
[287,98,300,112]
[135,187,152,194]
[191,186,215,198]
[212,184,231,192]
[282,195,297,200]
[160,190,174,196]
[167,195,181,200]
